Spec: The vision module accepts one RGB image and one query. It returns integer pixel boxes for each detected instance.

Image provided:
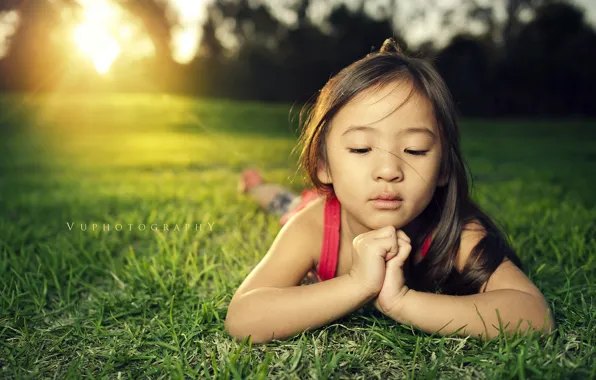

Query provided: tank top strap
[316,194,431,279]
[421,233,432,258]
[317,192,341,281]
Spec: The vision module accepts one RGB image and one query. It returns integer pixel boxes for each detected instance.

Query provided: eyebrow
[341,125,436,139]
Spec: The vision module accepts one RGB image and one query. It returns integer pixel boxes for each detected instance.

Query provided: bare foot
[238,168,265,193]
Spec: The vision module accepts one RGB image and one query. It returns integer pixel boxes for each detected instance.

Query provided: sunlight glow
[172,26,199,64]
[73,0,121,74]
[70,0,208,72]
[0,11,20,58]
[169,0,205,64]
[74,24,120,74]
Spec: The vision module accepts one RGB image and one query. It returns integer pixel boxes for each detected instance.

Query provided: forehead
[330,81,437,137]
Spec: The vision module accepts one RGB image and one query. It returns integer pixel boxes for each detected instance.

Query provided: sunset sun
[70,0,205,74]
[72,0,121,74]
[73,24,120,74]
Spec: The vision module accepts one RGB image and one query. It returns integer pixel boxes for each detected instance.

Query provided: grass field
[0,93,594,379]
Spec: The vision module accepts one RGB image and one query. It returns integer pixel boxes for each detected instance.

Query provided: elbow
[515,293,557,336]
[530,313,556,339]
[224,318,247,343]
[224,308,251,343]
[534,297,556,335]
[482,299,556,340]
[519,300,557,337]
[224,322,272,345]
[224,310,272,345]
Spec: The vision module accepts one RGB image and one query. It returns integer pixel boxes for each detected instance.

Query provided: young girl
[225,38,555,344]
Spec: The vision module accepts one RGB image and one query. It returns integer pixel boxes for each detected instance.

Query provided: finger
[393,242,412,264]
[352,233,366,248]
[399,243,412,259]
[386,241,399,260]
[387,250,412,271]
[373,236,398,260]
[383,236,405,261]
[396,229,411,243]
[374,226,396,240]
[385,247,398,261]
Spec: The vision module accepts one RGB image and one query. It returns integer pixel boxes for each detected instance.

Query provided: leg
[248,183,300,214]
[239,168,301,215]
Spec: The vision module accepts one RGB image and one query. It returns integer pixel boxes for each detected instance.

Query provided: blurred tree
[463,0,557,47]
[502,0,555,47]
[0,0,77,91]
[208,0,287,53]
[115,0,183,91]
[115,0,173,63]
[198,5,224,60]
[197,0,404,101]
[273,2,331,100]
[497,2,596,115]
[195,0,288,100]
[464,3,498,42]
[327,3,400,61]
[0,0,22,12]
[0,0,594,117]
[0,0,182,91]
[435,34,496,117]
[434,0,596,116]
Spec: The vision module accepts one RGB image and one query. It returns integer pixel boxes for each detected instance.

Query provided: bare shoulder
[456,220,544,297]
[455,220,487,273]
[285,195,327,267]
[286,196,325,239]
[292,195,325,250]
[297,195,326,227]
[229,195,325,302]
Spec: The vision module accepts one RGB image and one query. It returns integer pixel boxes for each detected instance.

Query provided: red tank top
[316,192,432,281]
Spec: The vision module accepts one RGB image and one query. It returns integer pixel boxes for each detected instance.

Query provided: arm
[382,222,555,339]
[225,199,375,344]
[385,288,555,339]
[225,274,375,344]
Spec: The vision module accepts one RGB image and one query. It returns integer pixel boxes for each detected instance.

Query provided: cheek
[423,155,443,181]
[332,157,362,178]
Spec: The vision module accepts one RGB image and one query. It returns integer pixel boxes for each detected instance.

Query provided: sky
[263,0,596,47]
[0,0,594,72]
[394,0,596,46]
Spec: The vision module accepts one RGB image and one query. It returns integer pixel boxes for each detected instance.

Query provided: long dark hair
[294,38,523,295]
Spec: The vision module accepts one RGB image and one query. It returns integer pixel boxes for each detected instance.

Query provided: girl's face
[318,80,446,234]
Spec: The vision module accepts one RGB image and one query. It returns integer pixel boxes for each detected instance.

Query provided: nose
[373,146,404,182]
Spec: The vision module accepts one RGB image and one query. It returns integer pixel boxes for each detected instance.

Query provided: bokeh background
[0,0,595,116]
[1,0,595,378]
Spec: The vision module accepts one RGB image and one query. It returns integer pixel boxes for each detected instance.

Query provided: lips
[371,197,402,210]
[371,192,403,201]
[374,196,402,201]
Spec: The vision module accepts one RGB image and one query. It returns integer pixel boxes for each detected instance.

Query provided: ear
[316,161,332,184]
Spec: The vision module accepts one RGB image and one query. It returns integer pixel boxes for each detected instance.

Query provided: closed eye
[348,148,371,154]
[349,148,428,156]
[405,150,428,156]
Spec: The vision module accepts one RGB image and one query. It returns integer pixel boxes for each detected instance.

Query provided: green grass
[0,93,594,379]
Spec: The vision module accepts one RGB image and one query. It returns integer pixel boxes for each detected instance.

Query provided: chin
[364,214,408,230]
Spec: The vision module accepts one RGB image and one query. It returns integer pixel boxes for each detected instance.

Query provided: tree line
[0,0,594,117]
